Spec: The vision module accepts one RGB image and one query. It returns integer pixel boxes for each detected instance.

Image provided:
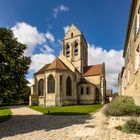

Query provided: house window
[38,79,44,96]
[66,76,72,96]
[66,44,70,57]
[86,87,89,94]
[48,74,55,93]
[74,42,78,55]
[81,87,84,95]
[135,46,139,73]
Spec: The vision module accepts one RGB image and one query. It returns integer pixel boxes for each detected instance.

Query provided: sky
[0,0,131,92]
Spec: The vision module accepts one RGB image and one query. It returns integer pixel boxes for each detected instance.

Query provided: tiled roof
[35,58,68,75]
[47,58,67,70]
[83,64,103,77]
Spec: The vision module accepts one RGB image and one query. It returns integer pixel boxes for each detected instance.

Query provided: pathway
[0,106,140,140]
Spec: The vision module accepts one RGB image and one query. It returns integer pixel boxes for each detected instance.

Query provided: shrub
[122,119,140,134]
[104,96,140,116]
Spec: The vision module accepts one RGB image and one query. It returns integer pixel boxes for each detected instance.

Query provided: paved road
[0,106,140,140]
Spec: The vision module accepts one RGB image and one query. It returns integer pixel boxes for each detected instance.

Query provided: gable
[64,24,82,40]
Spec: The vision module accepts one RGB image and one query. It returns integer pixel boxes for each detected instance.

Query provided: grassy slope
[30,105,103,115]
[0,108,12,123]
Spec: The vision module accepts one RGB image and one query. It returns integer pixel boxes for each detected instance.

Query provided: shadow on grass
[0,109,94,139]
[0,115,12,123]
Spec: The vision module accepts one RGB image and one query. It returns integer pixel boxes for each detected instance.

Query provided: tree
[0,28,31,105]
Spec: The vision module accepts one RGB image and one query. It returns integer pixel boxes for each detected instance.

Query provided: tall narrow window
[60,75,62,93]
[81,87,84,95]
[38,79,44,96]
[66,44,70,57]
[86,87,89,94]
[66,76,72,96]
[74,42,78,55]
[135,46,139,73]
[48,74,55,93]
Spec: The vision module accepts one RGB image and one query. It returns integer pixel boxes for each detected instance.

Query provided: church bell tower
[62,24,88,74]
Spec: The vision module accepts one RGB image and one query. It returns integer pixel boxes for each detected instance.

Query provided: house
[118,0,140,105]
[29,24,106,107]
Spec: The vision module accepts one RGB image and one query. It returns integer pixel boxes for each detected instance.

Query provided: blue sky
[0,0,131,91]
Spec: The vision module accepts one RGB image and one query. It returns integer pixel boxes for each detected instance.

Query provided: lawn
[0,108,12,123]
[30,104,103,115]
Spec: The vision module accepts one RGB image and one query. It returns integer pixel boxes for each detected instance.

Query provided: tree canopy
[0,28,31,105]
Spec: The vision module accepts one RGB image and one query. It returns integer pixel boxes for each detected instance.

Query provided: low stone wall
[108,116,140,128]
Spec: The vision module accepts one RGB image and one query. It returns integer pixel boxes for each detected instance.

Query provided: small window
[81,87,84,95]
[86,87,89,94]
[71,32,73,38]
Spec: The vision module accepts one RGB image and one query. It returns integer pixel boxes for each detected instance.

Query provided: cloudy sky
[0,0,131,92]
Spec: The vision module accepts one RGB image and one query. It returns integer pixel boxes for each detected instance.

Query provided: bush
[104,96,140,116]
[122,119,140,134]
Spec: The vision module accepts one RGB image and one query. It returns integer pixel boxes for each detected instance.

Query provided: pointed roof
[83,64,103,77]
[64,24,82,40]
[46,58,67,70]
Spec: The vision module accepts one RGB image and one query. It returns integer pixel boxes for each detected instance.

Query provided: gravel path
[0,106,140,140]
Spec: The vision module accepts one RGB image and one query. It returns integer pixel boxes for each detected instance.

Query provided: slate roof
[83,64,103,77]
[35,58,68,75]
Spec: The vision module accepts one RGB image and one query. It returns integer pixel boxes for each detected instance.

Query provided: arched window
[66,44,70,57]
[38,79,44,96]
[71,32,73,38]
[74,42,78,55]
[66,76,72,96]
[48,74,55,93]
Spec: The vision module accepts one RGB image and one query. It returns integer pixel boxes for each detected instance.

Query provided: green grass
[0,108,12,123]
[30,104,103,115]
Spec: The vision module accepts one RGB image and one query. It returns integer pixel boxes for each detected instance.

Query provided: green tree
[0,28,31,105]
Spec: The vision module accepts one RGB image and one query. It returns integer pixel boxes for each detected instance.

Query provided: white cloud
[88,43,124,90]
[45,31,55,42]
[53,5,69,18]
[63,25,69,34]
[12,22,46,56]
[30,53,55,72]
[40,45,54,54]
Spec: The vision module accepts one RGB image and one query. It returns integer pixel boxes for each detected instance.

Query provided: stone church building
[29,24,106,107]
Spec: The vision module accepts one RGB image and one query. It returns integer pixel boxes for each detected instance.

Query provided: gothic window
[81,87,84,95]
[74,42,78,55]
[48,74,55,93]
[66,44,70,57]
[66,76,72,96]
[38,79,44,96]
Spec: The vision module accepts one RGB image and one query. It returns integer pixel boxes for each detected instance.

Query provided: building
[105,89,117,103]
[118,0,140,105]
[29,24,106,107]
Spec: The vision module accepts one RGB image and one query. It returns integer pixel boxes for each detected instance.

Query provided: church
[29,24,106,107]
